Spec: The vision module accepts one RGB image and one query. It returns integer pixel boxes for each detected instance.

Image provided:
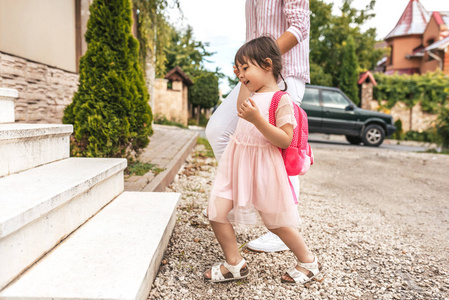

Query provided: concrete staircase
[0,88,180,299]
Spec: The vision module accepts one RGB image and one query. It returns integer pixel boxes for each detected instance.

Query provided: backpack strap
[268,91,287,127]
[269,91,300,205]
[291,104,300,148]
[297,107,307,151]
[269,91,300,152]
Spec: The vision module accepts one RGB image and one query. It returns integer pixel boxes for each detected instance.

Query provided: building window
[388,46,393,66]
[167,80,173,90]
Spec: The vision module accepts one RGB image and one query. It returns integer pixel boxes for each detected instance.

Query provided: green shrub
[436,107,449,150]
[154,114,187,128]
[188,114,209,127]
[198,114,209,127]
[188,118,198,126]
[63,0,152,158]
[373,71,449,114]
[403,130,438,143]
[390,122,439,144]
[391,119,404,140]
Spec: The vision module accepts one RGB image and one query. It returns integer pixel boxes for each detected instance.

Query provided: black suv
[301,85,396,147]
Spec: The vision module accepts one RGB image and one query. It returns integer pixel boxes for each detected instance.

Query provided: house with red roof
[380,0,449,75]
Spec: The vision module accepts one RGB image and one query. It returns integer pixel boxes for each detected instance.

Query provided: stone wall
[366,100,437,132]
[360,82,373,110]
[153,78,188,126]
[0,52,78,124]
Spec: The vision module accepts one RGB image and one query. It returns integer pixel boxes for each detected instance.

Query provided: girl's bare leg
[204,221,246,279]
[204,197,246,279]
[269,227,315,281]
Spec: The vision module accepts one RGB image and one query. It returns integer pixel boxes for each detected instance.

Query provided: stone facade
[0,52,78,124]
[384,2,449,76]
[359,72,437,132]
[360,82,374,111]
[366,100,437,132]
[153,79,189,126]
[152,66,192,127]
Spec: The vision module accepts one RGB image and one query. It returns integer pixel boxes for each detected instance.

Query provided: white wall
[0,0,77,72]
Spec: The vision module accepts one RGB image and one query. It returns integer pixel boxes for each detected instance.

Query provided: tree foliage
[373,71,449,113]
[63,0,152,158]
[132,2,220,120]
[339,36,359,104]
[309,63,333,87]
[436,107,449,150]
[373,71,449,131]
[165,26,214,77]
[189,71,220,110]
[223,75,240,99]
[309,0,386,88]
[164,26,221,110]
[132,0,180,77]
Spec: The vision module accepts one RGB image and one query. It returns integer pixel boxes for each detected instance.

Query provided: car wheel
[362,124,385,147]
[346,135,363,145]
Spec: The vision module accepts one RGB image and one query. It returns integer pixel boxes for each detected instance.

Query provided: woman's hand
[233,65,240,77]
[238,98,262,124]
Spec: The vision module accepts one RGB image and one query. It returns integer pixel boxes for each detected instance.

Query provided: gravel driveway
[148,143,449,299]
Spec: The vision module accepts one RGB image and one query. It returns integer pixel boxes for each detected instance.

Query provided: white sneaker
[246,231,289,252]
[202,208,208,218]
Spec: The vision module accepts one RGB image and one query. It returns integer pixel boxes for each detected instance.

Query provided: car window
[322,90,350,109]
[302,88,320,106]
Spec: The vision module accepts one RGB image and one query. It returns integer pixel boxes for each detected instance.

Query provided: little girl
[203,36,321,284]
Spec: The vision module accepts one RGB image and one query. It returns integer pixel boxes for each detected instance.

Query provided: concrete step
[0,88,18,123]
[0,191,180,300]
[0,157,127,290]
[0,123,73,177]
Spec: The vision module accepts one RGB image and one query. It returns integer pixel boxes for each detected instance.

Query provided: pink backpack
[269,91,314,177]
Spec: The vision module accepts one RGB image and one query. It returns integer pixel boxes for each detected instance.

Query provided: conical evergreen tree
[63,0,152,158]
[339,36,359,105]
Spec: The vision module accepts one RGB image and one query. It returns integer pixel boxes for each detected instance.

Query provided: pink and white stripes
[245,0,311,83]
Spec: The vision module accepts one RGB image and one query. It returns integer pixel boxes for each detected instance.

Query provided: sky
[172,0,449,94]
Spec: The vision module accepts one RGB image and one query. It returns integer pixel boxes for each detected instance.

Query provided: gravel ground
[147,144,449,299]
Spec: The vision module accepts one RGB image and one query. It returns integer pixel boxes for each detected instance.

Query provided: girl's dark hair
[234,36,287,91]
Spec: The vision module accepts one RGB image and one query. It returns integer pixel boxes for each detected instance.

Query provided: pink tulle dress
[208,91,301,230]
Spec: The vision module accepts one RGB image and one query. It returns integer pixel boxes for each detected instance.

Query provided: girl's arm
[238,97,293,149]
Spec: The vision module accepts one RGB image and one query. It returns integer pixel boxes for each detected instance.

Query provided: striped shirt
[246,0,310,83]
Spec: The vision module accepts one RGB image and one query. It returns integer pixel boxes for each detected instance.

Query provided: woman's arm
[282,0,311,49]
[238,98,293,149]
[276,31,298,55]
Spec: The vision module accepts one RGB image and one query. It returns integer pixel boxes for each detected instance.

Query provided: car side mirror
[345,105,354,111]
